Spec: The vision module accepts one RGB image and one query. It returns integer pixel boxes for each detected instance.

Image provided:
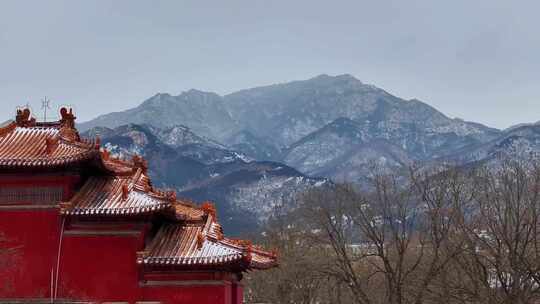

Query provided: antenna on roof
[41,97,51,122]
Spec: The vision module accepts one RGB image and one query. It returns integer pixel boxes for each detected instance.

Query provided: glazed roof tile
[172,201,206,221]
[0,123,97,168]
[63,168,172,216]
[141,215,277,270]
[143,223,243,266]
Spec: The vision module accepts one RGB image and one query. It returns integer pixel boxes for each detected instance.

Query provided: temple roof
[0,107,138,175]
[141,214,277,271]
[0,122,97,168]
[62,169,170,216]
[0,107,277,272]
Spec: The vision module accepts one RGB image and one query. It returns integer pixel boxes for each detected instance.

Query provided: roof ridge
[0,122,17,138]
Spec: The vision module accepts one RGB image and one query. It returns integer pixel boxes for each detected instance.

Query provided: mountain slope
[283,117,412,183]
[82,124,327,235]
[79,74,502,180]
[224,74,501,159]
[79,90,237,140]
[442,124,540,166]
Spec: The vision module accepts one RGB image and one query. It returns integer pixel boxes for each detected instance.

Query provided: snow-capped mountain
[441,124,540,166]
[80,90,238,141]
[77,74,540,232]
[82,124,328,235]
[224,74,500,159]
[283,117,412,183]
[80,74,502,179]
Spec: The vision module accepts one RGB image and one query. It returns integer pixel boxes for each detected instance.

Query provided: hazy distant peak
[307,73,362,85]
[505,120,540,132]
[155,92,171,97]
[310,73,358,80]
[144,90,221,107]
[183,88,220,96]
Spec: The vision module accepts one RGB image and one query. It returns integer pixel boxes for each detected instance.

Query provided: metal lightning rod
[41,97,51,122]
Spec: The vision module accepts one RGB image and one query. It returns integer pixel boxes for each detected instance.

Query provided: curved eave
[142,253,244,266]
[62,202,171,216]
[141,254,277,272]
[0,149,98,169]
[248,251,279,270]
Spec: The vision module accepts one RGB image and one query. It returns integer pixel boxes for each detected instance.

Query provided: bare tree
[245,159,540,304]
[296,166,468,304]
[451,160,540,304]
[245,203,337,304]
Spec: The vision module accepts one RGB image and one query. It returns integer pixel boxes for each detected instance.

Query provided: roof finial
[45,138,58,155]
[132,154,148,173]
[196,232,204,250]
[122,184,129,201]
[201,201,217,220]
[58,107,80,141]
[15,107,36,127]
[59,107,76,129]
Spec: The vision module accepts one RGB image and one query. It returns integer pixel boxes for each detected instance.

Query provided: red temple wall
[0,210,245,304]
[0,208,60,299]
[0,175,247,303]
[142,283,232,304]
[141,272,242,304]
[57,225,146,302]
[232,282,243,304]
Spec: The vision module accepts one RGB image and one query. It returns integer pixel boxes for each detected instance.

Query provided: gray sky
[0,0,538,129]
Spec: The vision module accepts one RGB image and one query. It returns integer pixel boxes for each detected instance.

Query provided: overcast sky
[0,0,538,128]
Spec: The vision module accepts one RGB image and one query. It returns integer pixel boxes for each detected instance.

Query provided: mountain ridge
[78,74,507,184]
[76,75,540,233]
[82,123,328,235]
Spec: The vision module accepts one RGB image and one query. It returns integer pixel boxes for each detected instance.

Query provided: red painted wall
[0,208,60,298]
[142,283,232,304]
[232,282,243,304]
[58,231,144,301]
[0,174,246,303]
[141,272,242,304]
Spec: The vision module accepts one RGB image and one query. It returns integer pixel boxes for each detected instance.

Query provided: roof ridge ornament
[132,154,148,174]
[241,240,253,264]
[59,107,80,142]
[45,137,59,155]
[101,149,110,160]
[165,190,177,202]
[196,232,205,250]
[122,184,129,201]
[15,107,36,127]
[59,107,76,129]
[201,201,217,220]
